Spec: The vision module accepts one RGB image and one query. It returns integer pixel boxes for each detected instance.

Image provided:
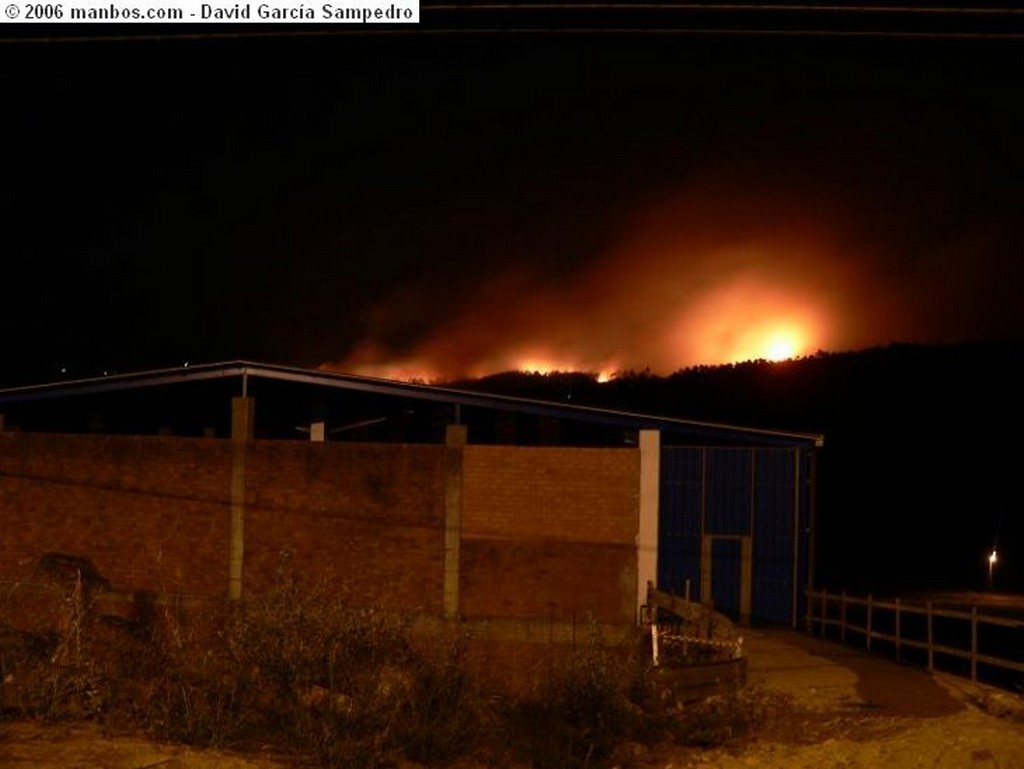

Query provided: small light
[989,549,998,565]
[183,361,190,368]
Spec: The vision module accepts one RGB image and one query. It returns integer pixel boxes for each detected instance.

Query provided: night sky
[3,6,1024,384]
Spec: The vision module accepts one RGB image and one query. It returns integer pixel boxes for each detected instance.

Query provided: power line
[5,25,1024,45]
[427,3,1024,14]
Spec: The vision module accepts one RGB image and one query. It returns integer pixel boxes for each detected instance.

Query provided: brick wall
[243,441,446,611]
[461,446,640,625]
[0,434,640,629]
[0,433,232,595]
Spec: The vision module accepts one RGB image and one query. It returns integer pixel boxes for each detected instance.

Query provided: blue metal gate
[658,446,812,626]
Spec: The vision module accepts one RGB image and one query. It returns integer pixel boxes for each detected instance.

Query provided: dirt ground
[2,695,1023,769]
[654,630,1024,769]
[3,631,1024,768]
[665,682,1024,769]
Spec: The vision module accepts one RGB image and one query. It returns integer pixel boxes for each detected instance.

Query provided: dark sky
[3,8,1024,384]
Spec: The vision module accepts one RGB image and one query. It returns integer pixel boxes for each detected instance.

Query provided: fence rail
[805,589,1024,683]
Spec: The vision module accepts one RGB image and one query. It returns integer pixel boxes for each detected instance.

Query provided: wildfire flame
[322,180,894,382]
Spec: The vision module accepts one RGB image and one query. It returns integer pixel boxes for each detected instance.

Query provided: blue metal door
[659,446,811,626]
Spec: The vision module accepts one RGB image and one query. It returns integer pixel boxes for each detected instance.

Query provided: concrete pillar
[443,424,467,619]
[229,397,254,600]
[637,430,660,622]
[310,421,326,442]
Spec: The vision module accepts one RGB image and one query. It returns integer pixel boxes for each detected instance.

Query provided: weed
[673,684,775,748]
[0,570,774,767]
[397,634,490,766]
[504,619,657,769]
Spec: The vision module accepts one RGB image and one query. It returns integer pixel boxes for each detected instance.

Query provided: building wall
[0,433,640,628]
[242,441,447,612]
[461,446,640,625]
[0,433,232,595]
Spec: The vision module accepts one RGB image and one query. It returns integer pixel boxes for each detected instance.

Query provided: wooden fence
[806,589,1024,684]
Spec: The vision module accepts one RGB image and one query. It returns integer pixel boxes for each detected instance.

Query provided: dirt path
[650,629,1024,769]
[0,722,289,768]
[744,628,965,716]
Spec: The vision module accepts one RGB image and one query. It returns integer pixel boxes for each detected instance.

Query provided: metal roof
[0,360,824,448]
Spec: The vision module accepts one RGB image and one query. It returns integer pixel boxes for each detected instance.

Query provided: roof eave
[0,360,824,448]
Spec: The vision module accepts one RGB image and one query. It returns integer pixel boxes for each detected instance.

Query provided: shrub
[504,620,660,769]
[148,572,423,768]
[0,571,775,767]
[396,634,491,766]
[673,684,776,748]
[135,567,494,769]
[7,575,109,721]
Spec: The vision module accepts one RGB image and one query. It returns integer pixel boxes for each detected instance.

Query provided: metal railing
[806,589,1024,684]
[645,582,744,665]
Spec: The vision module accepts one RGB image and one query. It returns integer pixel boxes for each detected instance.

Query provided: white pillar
[638,430,661,621]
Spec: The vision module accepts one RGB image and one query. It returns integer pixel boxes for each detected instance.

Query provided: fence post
[895,597,901,662]
[926,600,934,671]
[971,604,978,682]
[840,591,847,644]
[866,594,873,652]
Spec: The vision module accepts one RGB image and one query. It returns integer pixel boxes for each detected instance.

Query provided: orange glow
[508,348,619,378]
[343,350,443,383]
[512,357,564,375]
[676,275,827,366]
[763,328,802,361]
[348,363,441,382]
[732,323,810,363]
[318,178,895,383]
[327,271,830,382]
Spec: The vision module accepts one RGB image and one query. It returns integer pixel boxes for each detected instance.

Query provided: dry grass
[1,570,772,768]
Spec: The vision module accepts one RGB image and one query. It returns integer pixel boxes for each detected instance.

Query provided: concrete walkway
[742,628,964,717]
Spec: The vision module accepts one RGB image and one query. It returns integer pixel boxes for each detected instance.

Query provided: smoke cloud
[320,173,993,382]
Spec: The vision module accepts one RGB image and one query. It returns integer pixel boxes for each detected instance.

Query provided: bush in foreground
[1,577,770,768]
